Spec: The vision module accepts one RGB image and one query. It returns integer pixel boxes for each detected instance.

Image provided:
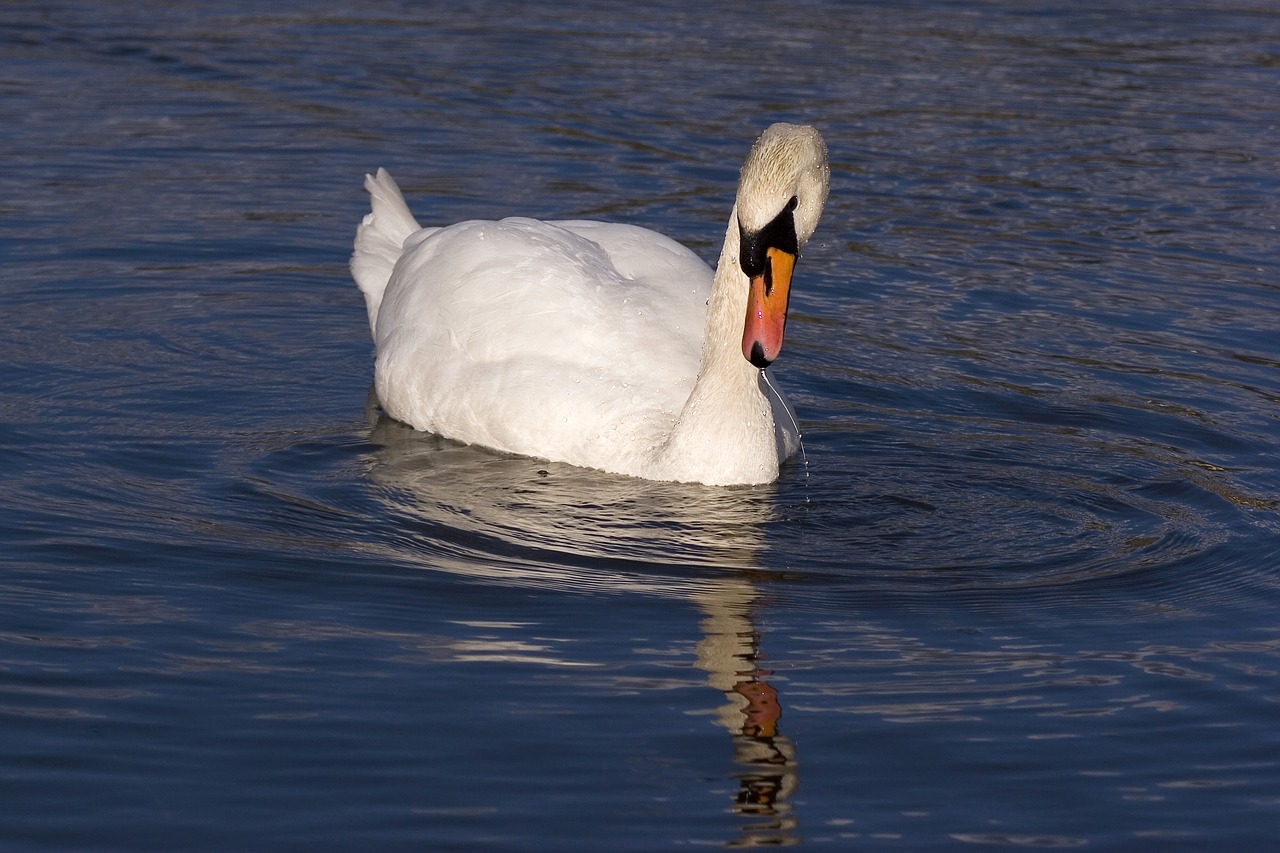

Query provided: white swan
[351,123,829,486]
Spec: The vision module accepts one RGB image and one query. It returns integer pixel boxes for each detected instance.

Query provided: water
[2,0,1278,848]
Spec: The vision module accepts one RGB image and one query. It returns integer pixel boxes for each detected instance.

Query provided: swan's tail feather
[351,168,421,337]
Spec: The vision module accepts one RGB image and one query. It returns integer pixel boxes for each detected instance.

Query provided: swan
[350,123,829,486]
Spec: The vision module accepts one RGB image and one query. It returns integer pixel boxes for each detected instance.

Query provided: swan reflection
[367,415,799,845]
[366,414,773,576]
[692,580,799,846]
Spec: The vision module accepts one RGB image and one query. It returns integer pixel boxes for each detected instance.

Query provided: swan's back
[370,213,713,474]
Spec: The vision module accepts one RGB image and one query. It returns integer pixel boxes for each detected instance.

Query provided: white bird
[351,123,829,486]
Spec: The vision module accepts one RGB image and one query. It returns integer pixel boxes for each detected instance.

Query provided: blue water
[2,1,1279,849]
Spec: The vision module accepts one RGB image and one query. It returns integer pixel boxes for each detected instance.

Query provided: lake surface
[2,0,1279,849]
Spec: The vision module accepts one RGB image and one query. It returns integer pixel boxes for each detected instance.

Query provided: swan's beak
[742,247,796,368]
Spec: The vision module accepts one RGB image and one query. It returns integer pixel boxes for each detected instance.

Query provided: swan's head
[735,123,830,368]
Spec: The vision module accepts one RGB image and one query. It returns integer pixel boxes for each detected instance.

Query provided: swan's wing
[554,222,709,293]
[371,217,714,469]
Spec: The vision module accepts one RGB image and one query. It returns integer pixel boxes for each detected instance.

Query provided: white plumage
[352,123,829,486]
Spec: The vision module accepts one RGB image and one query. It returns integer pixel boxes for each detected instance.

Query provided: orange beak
[742,247,796,368]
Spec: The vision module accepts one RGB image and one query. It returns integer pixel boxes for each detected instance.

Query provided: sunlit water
[2,1,1278,849]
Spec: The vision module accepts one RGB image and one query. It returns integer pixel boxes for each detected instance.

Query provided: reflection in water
[366,412,800,845]
[365,410,775,579]
[693,580,799,847]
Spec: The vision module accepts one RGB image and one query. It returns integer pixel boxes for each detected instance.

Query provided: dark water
[2,1,1279,849]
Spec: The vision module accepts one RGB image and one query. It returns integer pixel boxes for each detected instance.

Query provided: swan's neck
[701,210,758,382]
[657,208,780,486]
